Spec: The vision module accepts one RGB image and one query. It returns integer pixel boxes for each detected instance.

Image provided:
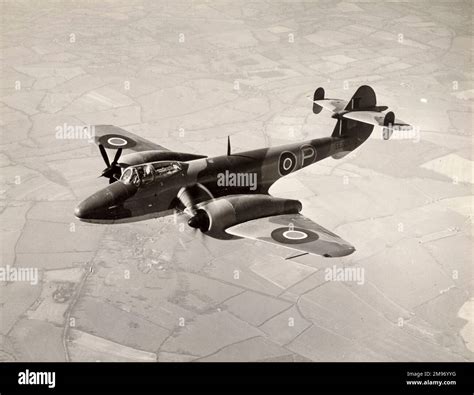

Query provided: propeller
[177,187,211,232]
[98,144,123,183]
[175,187,227,256]
[174,202,212,253]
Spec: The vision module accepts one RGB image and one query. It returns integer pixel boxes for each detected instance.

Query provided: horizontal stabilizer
[342,111,386,126]
[341,111,412,140]
[312,98,348,114]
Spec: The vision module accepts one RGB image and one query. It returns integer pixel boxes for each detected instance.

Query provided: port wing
[93,125,169,152]
[226,213,355,258]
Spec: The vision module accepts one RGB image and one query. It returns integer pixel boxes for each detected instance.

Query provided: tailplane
[310,85,412,158]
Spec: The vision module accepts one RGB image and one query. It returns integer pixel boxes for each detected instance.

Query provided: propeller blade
[195,226,211,253]
[111,148,122,165]
[177,187,197,216]
[98,144,110,167]
[97,145,124,183]
[100,168,113,178]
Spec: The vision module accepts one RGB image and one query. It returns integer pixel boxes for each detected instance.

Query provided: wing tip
[324,245,356,258]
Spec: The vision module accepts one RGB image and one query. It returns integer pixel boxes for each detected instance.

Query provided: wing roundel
[93,125,169,152]
[98,134,137,149]
[226,213,355,258]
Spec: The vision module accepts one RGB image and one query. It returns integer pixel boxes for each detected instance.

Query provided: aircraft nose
[74,202,85,219]
[74,192,110,220]
[74,182,136,221]
[74,199,96,220]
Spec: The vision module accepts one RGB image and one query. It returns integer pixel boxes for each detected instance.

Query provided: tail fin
[332,85,376,138]
[312,87,325,114]
[331,86,376,159]
[382,111,395,140]
[343,85,376,111]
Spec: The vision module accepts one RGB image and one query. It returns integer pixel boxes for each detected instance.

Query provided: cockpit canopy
[120,161,182,187]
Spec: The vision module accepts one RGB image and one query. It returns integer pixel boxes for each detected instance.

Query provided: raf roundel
[107,137,128,147]
[270,227,319,244]
[278,151,297,176]
[282,229,308,240]
[98,134,137,149]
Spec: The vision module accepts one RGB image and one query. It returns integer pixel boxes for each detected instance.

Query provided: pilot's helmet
[144,164,154,175]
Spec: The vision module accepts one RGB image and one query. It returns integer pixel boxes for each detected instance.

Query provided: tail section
[330,86,376,158]
[309,85,411,159]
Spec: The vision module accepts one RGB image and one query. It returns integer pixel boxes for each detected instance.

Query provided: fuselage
[75,135,353,223]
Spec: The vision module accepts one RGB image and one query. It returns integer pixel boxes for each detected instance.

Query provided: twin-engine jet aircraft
[75,85,410,258]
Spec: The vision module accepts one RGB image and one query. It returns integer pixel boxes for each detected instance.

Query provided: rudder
[312,87,325,114]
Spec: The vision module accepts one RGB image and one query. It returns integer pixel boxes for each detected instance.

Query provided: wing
[93,125,169,152]
[226,213,355,257]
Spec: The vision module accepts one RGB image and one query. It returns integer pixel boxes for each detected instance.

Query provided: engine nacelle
[190,195,302,239]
